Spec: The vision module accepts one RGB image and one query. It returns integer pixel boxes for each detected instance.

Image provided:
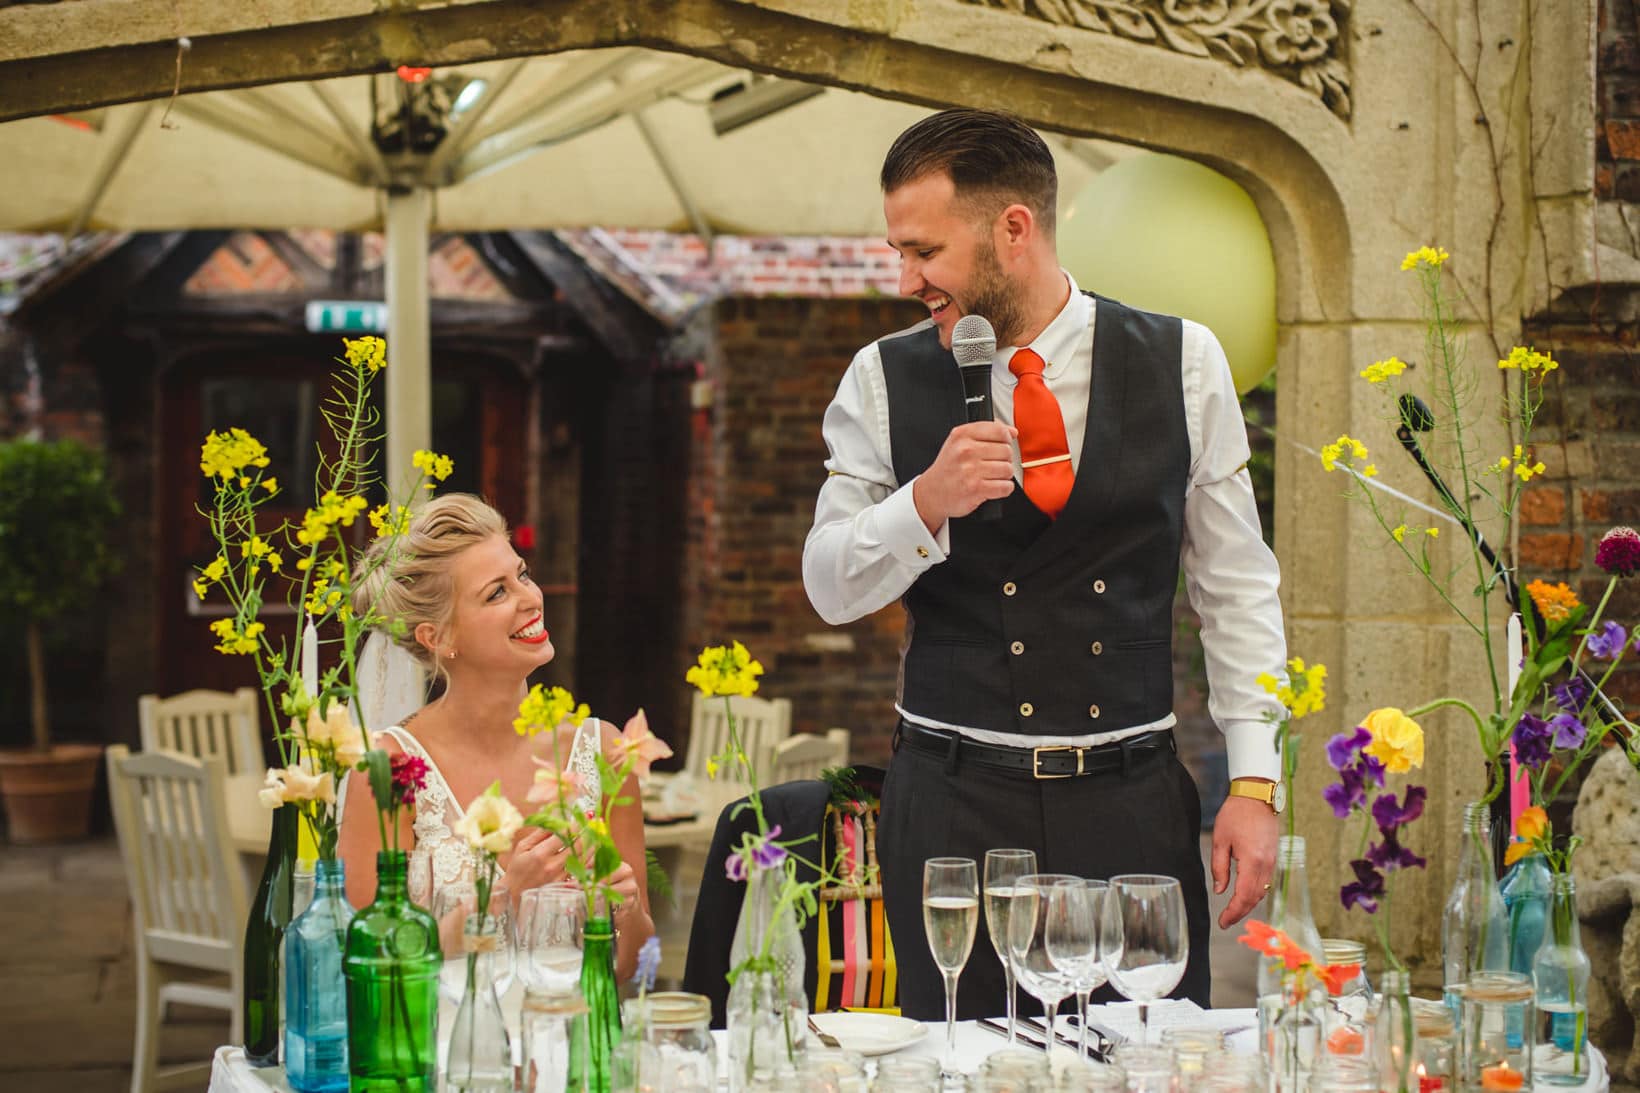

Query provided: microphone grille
[951,314,996,367]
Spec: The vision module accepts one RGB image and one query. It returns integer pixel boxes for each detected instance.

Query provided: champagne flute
[516,883,584,993]
[922,857,979,1078]
[1045,878,1110,1060]
[984,848,1038,1046]
[1008,874,1079,1048]
[1102,874,1188,1045]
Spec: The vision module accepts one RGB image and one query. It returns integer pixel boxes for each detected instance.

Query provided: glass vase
[521,986,587,1093]
[284,858,353,1092]
[613,992,717,1092]
[244,802,298,1066]
[1321,938,1372,1058]
[1531,872,1590,1085]
[1266,987,1323,1092]
[447,913,513,1092]
[568,896,622,1093]
[1373,972,1421,1093]
[726,867,809,1090]
[1441,803,1509,1015]
[1456,971,1533,1092]
[343,850,441,1093]
[1255,836,1325,1049]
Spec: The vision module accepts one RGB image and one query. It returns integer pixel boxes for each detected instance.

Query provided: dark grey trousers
[878,727,1213,1021]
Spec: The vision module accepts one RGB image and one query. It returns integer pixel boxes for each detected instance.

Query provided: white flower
[303,703,368,769]
[454,783,523,855]
[257,763,336,808]
[258,768,287,809]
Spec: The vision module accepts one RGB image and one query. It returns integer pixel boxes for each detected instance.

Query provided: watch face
[1272,781,1288,813]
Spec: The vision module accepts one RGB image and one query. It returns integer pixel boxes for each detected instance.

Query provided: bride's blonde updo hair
[352,493,508,675]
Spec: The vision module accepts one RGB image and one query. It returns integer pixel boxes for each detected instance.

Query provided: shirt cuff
[1223,718,1282,782]
[878,476,947,567]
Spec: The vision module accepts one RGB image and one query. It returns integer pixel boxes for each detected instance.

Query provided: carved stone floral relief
[957,0,1351,119]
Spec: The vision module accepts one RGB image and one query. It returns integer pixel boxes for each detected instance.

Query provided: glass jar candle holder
[795,1047,867,1092]
[1160,1026,1223,1089]
[519,987,587,1093]
[1411,998,1455,1093]
[614,992,717,1092]
[1457,972,1533,1092]
[872,1054,941,1093]
[1321,939,1372,1057]
[971,1048,1050,1093]
[1112,1044,1175,1093]
[1312,1054,1378,1092]
[1055,1059,1127,1092]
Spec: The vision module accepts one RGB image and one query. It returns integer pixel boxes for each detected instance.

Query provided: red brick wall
[682,295,924,767]
[1600,0,1640,199]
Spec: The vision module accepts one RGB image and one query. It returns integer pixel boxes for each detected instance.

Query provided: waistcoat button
[1089,705,1101,718]
[1010,641,1024,655]
[1003,581,1017,596]
[1019,702,1034,717]
[1093,579,1106,594]
[1091,641,1103,655]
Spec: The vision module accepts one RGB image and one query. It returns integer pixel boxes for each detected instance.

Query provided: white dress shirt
[802,273,1288,781]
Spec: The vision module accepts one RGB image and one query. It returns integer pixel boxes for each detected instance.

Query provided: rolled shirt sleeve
[1179,321,1288,783]
[803,342,947,625]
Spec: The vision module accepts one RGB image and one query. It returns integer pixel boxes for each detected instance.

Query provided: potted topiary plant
[0,437,120,842]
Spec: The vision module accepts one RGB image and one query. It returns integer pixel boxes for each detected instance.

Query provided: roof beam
[67,101,155,236]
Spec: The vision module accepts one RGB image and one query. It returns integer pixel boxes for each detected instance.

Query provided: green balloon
[1059,153,1277,395]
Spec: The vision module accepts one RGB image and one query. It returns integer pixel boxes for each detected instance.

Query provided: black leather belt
[897,720,1175,779]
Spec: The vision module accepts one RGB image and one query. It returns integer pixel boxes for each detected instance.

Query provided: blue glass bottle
[285,858,354,1092]
[1500,850,1550,1047]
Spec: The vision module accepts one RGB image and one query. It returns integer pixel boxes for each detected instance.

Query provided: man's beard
[961,238,1027,349]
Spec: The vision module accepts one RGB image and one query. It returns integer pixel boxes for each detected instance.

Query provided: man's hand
[1211,794,1279,928]
[913,421,1018,533]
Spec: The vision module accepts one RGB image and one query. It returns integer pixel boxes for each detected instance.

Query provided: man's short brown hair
[880,109,1058,235]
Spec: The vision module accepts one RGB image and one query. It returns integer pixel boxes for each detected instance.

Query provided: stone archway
[4,0,1592,971]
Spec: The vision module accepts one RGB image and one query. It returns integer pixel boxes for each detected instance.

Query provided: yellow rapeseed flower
[1362,707,1425,773]
[1425,527,1439,538]
[1526,579,1580,624]
[1498,346,1558,373]
[199,427,271,481]
[343,336,387,373]
[1319,434,1369,473]
[513,684,590,737]
[686,641,765,697]
[369,503,412,537]
[1256,657,1327,720]
[1359,357,1408,384]
[1400,246,1450,271]
[209,618,265,656]
[1496,444,1546,482]
[412,450,455,488]
[262,478,279,495]
[1392,524,1408,543]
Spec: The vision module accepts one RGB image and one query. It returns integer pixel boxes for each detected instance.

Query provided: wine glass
[1102,874,1188,1045]
[516,883,585,993]
[1046,878,1110,1060]
[1008,874,1079,1049]
[984,848,1038,1046]
[922,857,979,1078]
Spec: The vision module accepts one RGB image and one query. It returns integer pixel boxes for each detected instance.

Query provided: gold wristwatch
[1228,778,1286,814]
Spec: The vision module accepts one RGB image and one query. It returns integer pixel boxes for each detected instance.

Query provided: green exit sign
[305,300,387,333]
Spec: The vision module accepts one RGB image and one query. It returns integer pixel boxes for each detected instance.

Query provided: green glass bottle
[343,850,441,1093]
[244,804,298,1066]
[568,914,622,1093]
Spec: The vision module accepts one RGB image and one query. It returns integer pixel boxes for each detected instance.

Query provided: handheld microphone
[951,314,1002,522]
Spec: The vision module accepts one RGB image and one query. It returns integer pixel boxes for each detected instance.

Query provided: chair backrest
[814,787,897,1015]
[106,745,248,972]
[766,729,849,786]
[685,692,792,785]
[138,687,263,777]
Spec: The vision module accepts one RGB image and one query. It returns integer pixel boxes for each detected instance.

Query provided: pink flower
[605,708,673,779]
[1596,526,1640,578]
[390,753,429,804]
[527,759,585,806]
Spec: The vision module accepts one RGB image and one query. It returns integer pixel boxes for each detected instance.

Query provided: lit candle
[302,619,319,699]
[1480,1062,1524,1091]
[1416,1062,1444,1093]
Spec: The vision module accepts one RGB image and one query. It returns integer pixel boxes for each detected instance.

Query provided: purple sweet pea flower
[1323,777,1363,819]
[1548,712,1587,750]
[1340,859,1384,913]
[1372,784,1428,831]
[1326,727,1373,771]
[1587,621,1628,660]
[1552,677,1591,714]
[725,852,748,882]
[1366,828,1428,872]
[1513,713,1554,768]
[750,825,787,871]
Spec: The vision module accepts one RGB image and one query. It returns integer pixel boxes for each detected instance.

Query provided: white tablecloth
[208,1006,1611,1092]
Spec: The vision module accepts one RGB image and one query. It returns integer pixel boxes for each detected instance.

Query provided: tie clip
[1021,453,1072,469]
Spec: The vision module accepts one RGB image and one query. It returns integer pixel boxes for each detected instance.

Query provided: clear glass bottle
[1373,970,1417,1093]
[447,912,513,1092]
[726,867,809,1090]
[520,986,586,1093]
[1320,938,1371,1058]
[1531,872,1590,1086]
[1441,803,1509,1014]
[1256,837,1326,1050]
[284,858,353,1093]
[278,857,317,1064]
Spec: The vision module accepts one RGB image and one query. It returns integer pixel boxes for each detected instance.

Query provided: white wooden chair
[106,745,247,1093]
[766,728,850,786]
[138,687,263,777]
[684,691,792,787]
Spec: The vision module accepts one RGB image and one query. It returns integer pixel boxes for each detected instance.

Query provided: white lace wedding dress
[372,719,605,907]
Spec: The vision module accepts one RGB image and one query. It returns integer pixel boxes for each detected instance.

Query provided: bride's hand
[501,827,572,893]
[604,861,643,920]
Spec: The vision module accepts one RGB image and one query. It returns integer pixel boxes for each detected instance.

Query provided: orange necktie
[1008,348,1074,519]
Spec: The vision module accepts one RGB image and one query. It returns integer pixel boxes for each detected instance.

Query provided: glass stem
[1076,990,1091,1058]
[1139,1002,1149,1046]
[1003,963,1018,1046]
[943,971,960,1074]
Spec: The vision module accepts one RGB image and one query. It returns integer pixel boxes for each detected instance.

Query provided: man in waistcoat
[802,109,1288,1018]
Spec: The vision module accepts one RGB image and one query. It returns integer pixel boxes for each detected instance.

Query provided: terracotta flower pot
[0,743,104,843]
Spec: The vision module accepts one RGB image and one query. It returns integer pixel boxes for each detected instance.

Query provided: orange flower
[1514,805,1548,842]
[1504,839,1531,866]
[1316,960,1362,996]
[1327,1026,1367,1055]
[1237,919,1282,958]
[1526,579,1580,624]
